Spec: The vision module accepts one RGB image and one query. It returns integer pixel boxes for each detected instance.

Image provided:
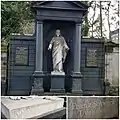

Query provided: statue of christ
[48,29,69,73]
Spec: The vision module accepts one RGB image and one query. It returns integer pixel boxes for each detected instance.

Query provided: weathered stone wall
[105,51,119,85]
[1,53,7,82]
[1,52,7,95]
[68,97,119,119]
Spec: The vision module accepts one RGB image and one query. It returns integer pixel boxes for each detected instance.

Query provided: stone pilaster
[71,21,82,94]
[31,20,44,94]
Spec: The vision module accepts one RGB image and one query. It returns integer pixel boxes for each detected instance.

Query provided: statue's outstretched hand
[67,47,69,50]
[65,47,69,51]
[48,47,51,50]
[48,44,52,50]
[64,45,69,51]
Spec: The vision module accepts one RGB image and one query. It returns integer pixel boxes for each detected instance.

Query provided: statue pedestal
[50,72,65,93]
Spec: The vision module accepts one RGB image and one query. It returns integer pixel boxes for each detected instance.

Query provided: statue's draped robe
[49,36,69,71]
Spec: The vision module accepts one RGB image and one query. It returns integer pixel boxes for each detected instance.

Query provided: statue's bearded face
[56,30,60,37]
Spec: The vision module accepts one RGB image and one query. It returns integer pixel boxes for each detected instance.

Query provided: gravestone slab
[50,72,65,93]
[68,97,119,119]
[86,48,98,67]
[15,46,28,65]
[1,96,64,119]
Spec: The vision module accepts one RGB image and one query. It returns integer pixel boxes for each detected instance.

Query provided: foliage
[1,1,119,43]
[82,1,89,36]
[82,15,89,36]
[1,46,7,53]
[1,1,34,43]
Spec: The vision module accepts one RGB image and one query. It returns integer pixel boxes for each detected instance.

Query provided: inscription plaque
[86,48,97,67]
[68,97,119,119]
[15,46,28,65]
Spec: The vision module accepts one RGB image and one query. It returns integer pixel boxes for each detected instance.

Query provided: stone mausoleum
[6,1,107,96]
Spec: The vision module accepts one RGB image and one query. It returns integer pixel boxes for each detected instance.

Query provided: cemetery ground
[1,1,119,119]
[1,1,119,96]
